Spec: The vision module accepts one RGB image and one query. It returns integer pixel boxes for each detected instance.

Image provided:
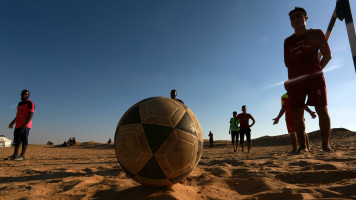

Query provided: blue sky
[1,0,355,144]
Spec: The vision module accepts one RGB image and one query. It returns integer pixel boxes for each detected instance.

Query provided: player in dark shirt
[235,105,255,153]
[170,89,184,104]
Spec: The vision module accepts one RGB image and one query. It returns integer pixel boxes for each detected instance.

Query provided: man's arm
[304,105,316,119]
[9,118,16,128]
[21,112,34,130]
[229,119,232,134]
[273,107,286,125]
[249,115,256,128]
[319,30,332,69]
[234,117,239,128]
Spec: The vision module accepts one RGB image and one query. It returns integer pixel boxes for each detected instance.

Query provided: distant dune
[1,128,355,199]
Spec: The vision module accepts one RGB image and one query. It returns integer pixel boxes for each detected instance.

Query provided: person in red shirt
[235,105,255,153]
[284,7,332,153]
[170,89,184,104]
[5,90,35,161]
[273,85,317,153]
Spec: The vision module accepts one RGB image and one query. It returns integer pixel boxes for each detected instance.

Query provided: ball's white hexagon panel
[115,124,153,174]
[140,97,186,128]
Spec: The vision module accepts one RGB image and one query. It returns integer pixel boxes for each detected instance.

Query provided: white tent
[0,135,12,147]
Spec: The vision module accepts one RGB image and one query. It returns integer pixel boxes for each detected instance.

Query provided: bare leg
[305,133,310,151]
[290,133,297,152]
[293,107,307,152]
[234,142,238,152]
[241,143,244,153]
[315,106,331,151]
[247,143,251,153]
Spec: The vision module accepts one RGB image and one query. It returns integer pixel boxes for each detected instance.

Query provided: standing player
[5,90,35,161]
[170,89,184,104]
[235,105,255,153]
[208,131,214,147]
[229,111,240,152]
[284,7,332,152]
[273,87,317,153]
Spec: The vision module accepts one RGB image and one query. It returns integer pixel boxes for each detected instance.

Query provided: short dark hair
[21,89,30,95]
[233,111,237,115]
[242,105,246,109]
[289,7,307,17]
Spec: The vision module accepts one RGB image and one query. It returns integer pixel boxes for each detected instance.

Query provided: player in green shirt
[229,111,240,152]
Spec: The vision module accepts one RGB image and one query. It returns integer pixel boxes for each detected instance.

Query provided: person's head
[233,111,237,117]
[21,89,30,101]
[289,7,308,30]
[170,89,177,99]
[242,105,247,113]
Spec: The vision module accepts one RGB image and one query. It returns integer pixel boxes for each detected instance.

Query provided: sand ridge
[0,128,355,199]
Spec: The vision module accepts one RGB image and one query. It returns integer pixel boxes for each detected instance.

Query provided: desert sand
[1,128,355,200]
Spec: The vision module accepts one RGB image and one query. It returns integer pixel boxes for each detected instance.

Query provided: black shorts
[231,131,239,143]
[239,128,251,144]
[14,128,30,146]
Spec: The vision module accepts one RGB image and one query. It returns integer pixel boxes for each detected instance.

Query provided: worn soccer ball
[114,97,203,187]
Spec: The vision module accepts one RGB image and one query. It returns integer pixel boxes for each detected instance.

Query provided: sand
[1,128,355,200]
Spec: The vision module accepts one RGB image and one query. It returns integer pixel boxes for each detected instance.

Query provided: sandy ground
[0,128,355,200]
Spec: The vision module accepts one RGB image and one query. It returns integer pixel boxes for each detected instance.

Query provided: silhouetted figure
[47,141,53,145]
[67,137,76,146]
[235,105,255,153]
[284,7,332,152]
[107,138,112,144]
[170,89,184,104]
[72,137,76,145]
[208,131,214,147]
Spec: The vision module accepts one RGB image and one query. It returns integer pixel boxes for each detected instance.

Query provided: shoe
[4,156,16,161]
[14,156,25,161]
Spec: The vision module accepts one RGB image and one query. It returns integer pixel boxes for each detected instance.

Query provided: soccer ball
[114,97,203,187]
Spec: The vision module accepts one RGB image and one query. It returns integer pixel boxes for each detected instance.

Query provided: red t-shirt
[236,113,254,129]
[15,100,35,128]
[284,29,331,79]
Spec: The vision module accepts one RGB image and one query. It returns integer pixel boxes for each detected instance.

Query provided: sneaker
[4,156,16,161]
[14,156,25,161]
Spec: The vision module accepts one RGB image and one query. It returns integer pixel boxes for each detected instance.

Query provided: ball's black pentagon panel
[175,112,196,136]
[186,108,203,141]
[142,123,173,153]
[119,104,141,126]
[138,157,167,179]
